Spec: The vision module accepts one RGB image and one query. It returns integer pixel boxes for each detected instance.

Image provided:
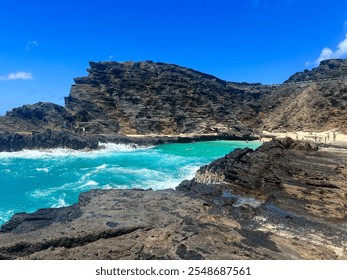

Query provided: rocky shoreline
[1,59,347,259]
[1,138,346,260]
[0,130,258,152]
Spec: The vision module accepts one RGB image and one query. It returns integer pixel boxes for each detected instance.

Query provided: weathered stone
[0,139,346,260]
[1,59,347,150]
[0,130,98,152]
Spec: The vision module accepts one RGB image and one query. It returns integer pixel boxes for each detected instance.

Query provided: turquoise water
[0,140,261,225]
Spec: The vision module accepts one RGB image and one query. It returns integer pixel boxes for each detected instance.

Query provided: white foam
[128,164,200,190]
[99,142,145,152]
[101,184,114,189]
[0,209,15,224]
[0,148,81,159]
[79,180,99,188]
[51,194,68,208]
[36,167,49,173]
[0,143,152,160]
[29,188,56,198]
[96,164,108,170]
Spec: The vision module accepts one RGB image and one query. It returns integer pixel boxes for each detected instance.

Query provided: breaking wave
[0,140,261,225]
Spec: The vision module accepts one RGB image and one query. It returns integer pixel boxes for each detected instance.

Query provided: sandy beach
[261,130,347,147]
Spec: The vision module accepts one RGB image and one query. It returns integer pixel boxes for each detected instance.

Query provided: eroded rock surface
[1,139,346,260]
[1,59,347,150]
[0,130,98,152]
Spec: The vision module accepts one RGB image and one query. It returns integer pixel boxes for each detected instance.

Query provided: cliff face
[64,59,347,135]
[260,81,347,133]
[260,59,347,133]
[65,61,267,135]
[1,59,347,149]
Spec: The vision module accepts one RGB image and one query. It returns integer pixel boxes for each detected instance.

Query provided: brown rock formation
[65,61,264,135]
[1,59,347,150]
[1,139,346,260]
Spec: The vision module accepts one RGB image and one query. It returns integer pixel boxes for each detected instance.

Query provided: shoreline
[261,130,347,148]
[0,130,259,152]
[2,129,347,153]
[1,138,346,259]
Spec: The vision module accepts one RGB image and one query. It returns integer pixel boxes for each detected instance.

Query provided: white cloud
[316,47,334,64]
[108,54,116,60]
[25,40,38,51]
[336,34,347,57]
[0,72,33,81]
[315,34,347,64]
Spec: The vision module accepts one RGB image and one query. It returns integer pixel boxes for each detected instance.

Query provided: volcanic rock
[0,130,98,152]
[64,61,265,136]
[1,139,346,260]
[285,59,347,83]
[1,59,347,150]
[0,102,70,133]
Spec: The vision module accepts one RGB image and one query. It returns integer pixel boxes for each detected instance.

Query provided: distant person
[333,132,336,141]
[327,133,330,141]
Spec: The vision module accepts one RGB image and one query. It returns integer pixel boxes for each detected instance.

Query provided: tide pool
[0,140,261,225]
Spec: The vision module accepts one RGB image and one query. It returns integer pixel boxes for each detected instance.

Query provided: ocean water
[0,140,261,225]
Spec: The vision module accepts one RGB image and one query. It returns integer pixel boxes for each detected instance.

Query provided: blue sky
[1,0,347,115]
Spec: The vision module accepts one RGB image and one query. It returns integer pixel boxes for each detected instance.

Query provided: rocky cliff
[1,138,346,259]
[65,61,266,136]
[1,59,347,149]
[0,102,69,133]
[285,59,347,83]
[260,59,347,132]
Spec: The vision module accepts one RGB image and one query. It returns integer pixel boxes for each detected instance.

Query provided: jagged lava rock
[0,102,70,133]
[1,59,347,150]
[65,61,266,135]
[0,130,98,152]
[1,139,347,259]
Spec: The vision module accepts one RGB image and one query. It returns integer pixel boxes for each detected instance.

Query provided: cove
[0,140,261,225]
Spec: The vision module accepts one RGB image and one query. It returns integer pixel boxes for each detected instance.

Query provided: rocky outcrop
[0,130,98,152]
[1,139,346,259]
[190,137,347,220]
[260,80,347,133]
[0,102,71,133]
[64,61,265,135]
[1,59,347,150]
[63,59,347,135]
[285,59,347,83]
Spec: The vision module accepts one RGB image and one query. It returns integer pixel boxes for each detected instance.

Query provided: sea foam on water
[0,140,261,225]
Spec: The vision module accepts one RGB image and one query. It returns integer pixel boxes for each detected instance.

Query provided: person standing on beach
[333,132,336,141]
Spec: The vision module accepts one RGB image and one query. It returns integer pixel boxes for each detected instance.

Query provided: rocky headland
[1,59,347,259]
[1,58,347,151]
